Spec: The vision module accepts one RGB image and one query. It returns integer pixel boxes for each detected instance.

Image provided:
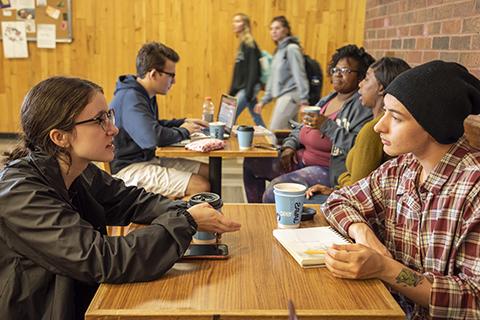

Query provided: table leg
[209,156,222,196]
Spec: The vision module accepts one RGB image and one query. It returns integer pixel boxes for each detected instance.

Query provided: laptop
[171,94,238,146]
[201,94,238,138]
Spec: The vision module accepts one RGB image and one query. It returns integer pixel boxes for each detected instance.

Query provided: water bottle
[202,97,215,123]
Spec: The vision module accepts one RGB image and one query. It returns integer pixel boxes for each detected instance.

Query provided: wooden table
[86,204,405,320]
[156,135,278,196]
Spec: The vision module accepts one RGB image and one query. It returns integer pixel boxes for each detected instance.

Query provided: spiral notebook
[273,226,350,268]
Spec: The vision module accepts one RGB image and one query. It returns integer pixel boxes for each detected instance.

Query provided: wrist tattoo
[395,268,424,287]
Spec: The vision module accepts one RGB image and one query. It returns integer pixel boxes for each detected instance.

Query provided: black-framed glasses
[74,109,115,132]
[156,69,176,79]
[329,67,358,75]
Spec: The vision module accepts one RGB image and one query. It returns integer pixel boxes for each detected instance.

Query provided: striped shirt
[322,137,480,319]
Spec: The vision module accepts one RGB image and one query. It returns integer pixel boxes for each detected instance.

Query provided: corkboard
[0,0,72,43]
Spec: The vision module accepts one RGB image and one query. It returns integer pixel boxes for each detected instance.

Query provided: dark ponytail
[3,76,103,165]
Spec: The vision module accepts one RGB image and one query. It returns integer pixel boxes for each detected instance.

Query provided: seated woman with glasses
[243,44,374,203]
[0,76,241,320]
[305,57,411,203]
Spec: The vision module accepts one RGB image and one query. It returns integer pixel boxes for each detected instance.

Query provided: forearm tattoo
[395,268,424,287]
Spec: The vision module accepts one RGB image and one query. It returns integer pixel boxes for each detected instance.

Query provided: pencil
[303,249,326,255]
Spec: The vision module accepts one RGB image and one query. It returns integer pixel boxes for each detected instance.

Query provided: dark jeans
[243,157,330,203]
[234,85,266,127]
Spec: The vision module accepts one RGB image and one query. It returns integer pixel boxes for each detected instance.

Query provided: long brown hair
[4,76,103,165]
[234,13,255,47]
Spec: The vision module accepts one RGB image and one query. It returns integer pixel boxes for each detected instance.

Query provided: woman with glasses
[0,76,241,320]
[253,15,309,130]
[229,13,266,127]
[243,44,374,203]
[306,57,411,203]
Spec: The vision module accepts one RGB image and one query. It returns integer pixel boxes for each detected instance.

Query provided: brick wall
[364,0,480,147]
[364,0,480,78]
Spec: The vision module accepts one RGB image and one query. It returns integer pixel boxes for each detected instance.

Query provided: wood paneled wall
[0,0,366,133]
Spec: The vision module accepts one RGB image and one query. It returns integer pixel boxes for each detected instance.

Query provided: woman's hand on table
[305,184,333,198]
[187,202,241,234]
[325,243,388,280]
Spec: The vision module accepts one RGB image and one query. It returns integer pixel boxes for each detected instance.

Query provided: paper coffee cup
[303,106,321,114]
[209,122,225,140]
[237,125,254,150]
[273,183,306,229]
[302,106,321,128]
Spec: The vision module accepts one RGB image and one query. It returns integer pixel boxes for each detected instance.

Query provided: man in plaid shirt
[321,61,480,319]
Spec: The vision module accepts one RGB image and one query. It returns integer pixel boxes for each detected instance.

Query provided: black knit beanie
[385,60,480,144]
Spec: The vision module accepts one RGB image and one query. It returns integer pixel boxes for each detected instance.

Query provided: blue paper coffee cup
[237,125,254,150]
[273,183,306,229]
[209,122,225,140]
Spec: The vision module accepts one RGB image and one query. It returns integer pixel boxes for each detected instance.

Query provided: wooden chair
[464,115,480,148]
[273,129,292,145]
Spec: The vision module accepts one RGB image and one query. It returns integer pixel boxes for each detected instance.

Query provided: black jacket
[229,41,261,102]
[109,75,190,174]
[0,151,196,319]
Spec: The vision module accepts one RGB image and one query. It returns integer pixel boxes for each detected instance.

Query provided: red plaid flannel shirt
[322,137,480,319]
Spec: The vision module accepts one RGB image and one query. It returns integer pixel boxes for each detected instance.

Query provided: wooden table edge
[86,308,404,319]
[86,204,405,320]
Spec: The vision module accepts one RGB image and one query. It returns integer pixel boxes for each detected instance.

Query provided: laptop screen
[217,94,238,134]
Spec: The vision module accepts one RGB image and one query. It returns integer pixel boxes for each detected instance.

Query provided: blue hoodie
[110,75,189,174]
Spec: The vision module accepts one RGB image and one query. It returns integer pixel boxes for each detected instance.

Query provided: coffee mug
[188,192,223,243]
[237,125,254,150]
[209,122,225,140]
[273,183,306,229]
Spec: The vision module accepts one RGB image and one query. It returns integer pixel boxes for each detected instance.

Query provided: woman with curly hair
[244,44,375,203]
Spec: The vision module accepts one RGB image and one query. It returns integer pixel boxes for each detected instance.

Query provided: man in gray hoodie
[110,42,209,199]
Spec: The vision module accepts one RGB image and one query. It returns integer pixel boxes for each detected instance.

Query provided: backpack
[258,50,272,86]
[303,54,323,105]
[284,41,323,105]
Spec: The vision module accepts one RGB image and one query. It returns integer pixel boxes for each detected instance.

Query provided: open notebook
[273,226,350,268]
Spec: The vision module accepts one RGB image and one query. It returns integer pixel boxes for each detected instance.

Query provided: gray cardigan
[261,36,309,105]
[282,92,372,186]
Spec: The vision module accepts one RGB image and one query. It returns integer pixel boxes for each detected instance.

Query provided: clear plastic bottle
[202,97,215,123]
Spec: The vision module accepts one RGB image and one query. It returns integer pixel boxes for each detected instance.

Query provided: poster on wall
[9,0,34,10]
[36,23,54,48]
[1,20,28,58]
